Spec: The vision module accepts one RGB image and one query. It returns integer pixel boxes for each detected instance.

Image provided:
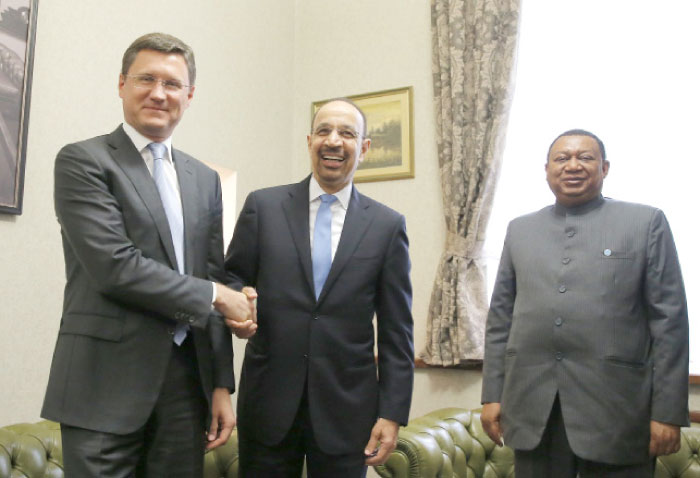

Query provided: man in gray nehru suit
[481,129,689,477]
[42,33,255,477]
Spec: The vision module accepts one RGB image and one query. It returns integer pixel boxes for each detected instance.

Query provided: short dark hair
[311,97,368,138]
[547,129,606,162]
[122,32,196,85]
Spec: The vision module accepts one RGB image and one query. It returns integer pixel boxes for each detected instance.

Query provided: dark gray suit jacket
[224,176,414,455]
[482,196,689,464]
[42,125,234,434]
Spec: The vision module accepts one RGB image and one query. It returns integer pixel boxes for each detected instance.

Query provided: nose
[564,158,582,170]
[148,81,167,100]
[325,129,343,146]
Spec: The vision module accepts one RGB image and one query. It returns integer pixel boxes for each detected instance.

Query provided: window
[484,0,698,373]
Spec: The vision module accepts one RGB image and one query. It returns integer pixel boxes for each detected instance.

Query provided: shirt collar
[309,175,352,210]
[122,122,173,162]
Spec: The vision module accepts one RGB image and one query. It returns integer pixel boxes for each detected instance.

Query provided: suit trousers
[238,386,367,478]
[513,395,655,478]
[61,335,208,478]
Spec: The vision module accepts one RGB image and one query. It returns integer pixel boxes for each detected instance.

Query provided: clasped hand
[214,285,258,338]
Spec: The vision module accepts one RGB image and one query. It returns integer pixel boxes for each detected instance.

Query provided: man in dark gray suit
[42,33,255,477]
[481,129,689,477]
[223,99,414,477]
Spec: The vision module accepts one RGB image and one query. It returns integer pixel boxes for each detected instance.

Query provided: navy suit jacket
[224,176,414,455]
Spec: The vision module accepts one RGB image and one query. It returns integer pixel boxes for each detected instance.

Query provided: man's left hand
[649,420,681,457]
[206,387,236,450]
[364,418,399,466]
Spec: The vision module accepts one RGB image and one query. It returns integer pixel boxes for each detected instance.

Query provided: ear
[118,74,126,98]
[358,137,371,163]
[602,159,610,178]
[184,85,195,108]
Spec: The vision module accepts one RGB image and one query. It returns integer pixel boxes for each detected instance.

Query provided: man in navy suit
[42,33,255,477]
[224,99,414,477]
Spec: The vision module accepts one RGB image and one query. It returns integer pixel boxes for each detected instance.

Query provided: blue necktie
[312,194,337,300]
[148,142,188,345]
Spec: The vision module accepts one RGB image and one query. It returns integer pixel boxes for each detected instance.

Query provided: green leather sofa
[2,410,698,477]
[375,408,700,478]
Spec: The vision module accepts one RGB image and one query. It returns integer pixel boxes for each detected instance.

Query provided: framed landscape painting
[313,86,414,183]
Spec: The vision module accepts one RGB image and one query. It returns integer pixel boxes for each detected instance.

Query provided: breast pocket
[600,250,639,300]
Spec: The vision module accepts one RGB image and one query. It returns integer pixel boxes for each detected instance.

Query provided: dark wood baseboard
[415,357,483,370]
[691,411,700,424]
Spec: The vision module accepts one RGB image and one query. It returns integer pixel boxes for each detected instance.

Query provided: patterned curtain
[420,0,521,366]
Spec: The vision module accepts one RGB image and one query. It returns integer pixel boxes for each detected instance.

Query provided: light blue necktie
[312,194,337,300]
[148,142,188,345]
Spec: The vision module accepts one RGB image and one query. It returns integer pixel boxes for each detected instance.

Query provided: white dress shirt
[309,175,352,261]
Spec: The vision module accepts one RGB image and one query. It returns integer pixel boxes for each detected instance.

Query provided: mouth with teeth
[320,152,346,168]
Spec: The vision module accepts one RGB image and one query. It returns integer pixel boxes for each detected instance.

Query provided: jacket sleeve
[645,209,689,426]
[376,215,414,426]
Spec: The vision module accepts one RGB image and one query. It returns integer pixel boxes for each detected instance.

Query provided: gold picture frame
[312,86,414,183]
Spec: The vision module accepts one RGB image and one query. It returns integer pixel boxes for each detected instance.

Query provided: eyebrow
[552,148,596,155]
[315,122,356,130]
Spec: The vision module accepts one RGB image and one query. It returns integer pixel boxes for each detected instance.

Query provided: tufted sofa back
[0,420,240,477]
[375,408,700,478]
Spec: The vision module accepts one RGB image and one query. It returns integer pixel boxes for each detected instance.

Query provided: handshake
[213,284,258,338]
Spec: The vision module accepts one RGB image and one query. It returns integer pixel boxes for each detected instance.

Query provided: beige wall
[1,0,697,456]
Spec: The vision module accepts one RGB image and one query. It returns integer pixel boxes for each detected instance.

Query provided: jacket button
[555,317,563,326]
[559,285,566,293]
[556,352,563,361]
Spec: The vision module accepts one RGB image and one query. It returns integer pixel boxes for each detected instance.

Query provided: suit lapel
[173,150,196,275]
[107,126,179,271]
[282,177,315,297]
[318,186,373,303]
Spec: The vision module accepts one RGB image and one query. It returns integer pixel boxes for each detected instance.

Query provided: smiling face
[307,101,370,194]
[118,49,194,142]
[546,134,610,207]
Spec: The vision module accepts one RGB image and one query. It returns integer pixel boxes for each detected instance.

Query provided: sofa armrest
[374,408,514,478]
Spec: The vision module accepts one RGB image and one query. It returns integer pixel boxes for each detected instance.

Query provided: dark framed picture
[312,86,414,183]
[0,0,39,215]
